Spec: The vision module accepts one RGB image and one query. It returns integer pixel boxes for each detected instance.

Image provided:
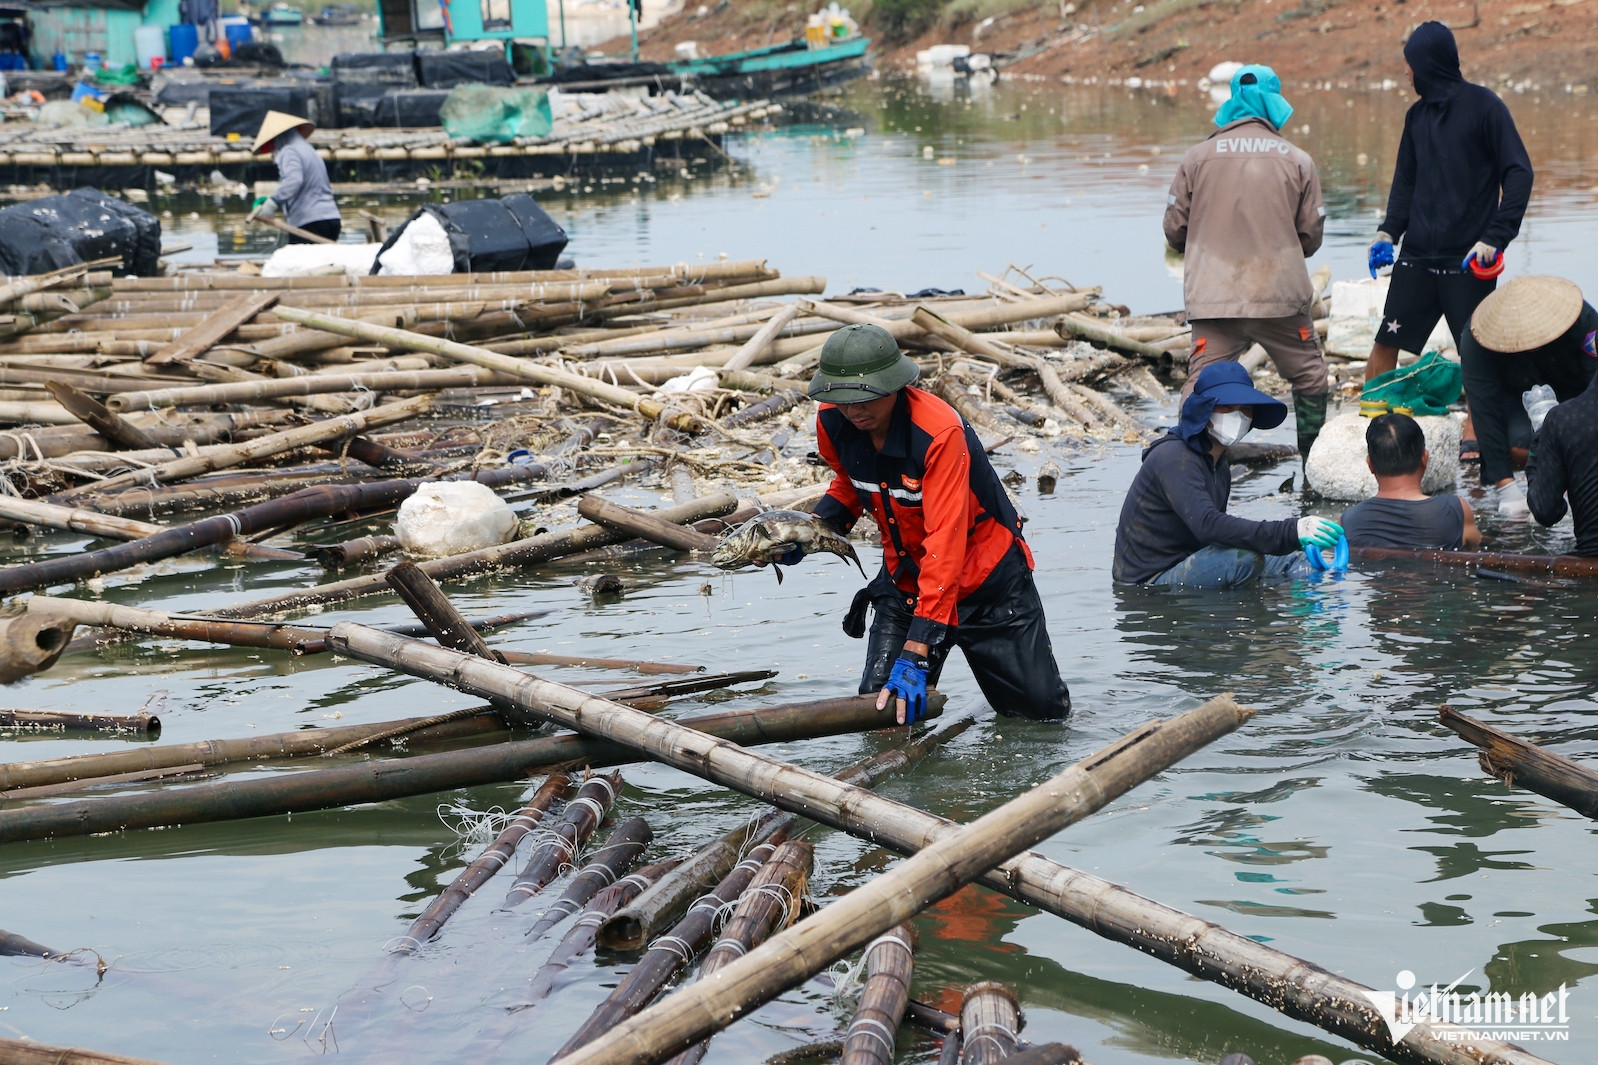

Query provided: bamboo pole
[0,695,914,843]
[0,498,298,562]
[959,982,1022,1064]
[598,708,957,953]
[314,533,404,570]
[385,561,507,664]
[44,380,158,449]
[665,839,813,1065]
[911,308,1034,371]
[147,292,280,365]
[211,492,738,619]
[0,612,76,684]
[497,651,701,675]
[721,387,807,429]
[997,1045,1081,1065]
[0,410,297,462]
[516,858,681,1004]
[0,708,158,732]
[1053,314,1167,360]
[524,816,654,942]
[576,495,720,553]
[1440,706,1598,819]
[839,924,916,1065]
[106,367,519,411]
[1349,544,1598,579]
[500,772,622,909]
[0,1036,176,1065]
[549,702,1243,1065]
[269,307,706,433]
[722,304,802,372]
[395,772,572,951]
[0,709,510,793]
[0,480,424,597]
[51,395,432,500]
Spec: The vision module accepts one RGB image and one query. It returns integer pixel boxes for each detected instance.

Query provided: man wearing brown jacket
[1164,64,1330,460]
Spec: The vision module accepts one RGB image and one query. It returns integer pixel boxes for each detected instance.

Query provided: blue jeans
[1147,545,1309,589]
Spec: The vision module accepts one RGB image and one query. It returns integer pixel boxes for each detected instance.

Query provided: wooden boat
[261,3,305,25]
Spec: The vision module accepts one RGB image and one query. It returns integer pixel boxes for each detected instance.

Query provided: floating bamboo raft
[0,91,779,182]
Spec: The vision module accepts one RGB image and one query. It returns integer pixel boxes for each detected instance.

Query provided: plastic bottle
[1522,384,1558,432]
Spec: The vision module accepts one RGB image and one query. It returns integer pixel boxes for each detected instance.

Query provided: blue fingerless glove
[1368,238,1395,278]
[773,544,804,566]
[883,652,929,724]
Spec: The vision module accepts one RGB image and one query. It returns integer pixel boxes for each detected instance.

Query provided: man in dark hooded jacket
[1364,21,1533,381]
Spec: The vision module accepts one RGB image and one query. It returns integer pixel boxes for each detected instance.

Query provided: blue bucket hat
[1214,64,1293,131]
[1175,361,1288,441]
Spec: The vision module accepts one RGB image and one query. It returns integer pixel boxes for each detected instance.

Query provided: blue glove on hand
[773,544,805,566]
[1297,516,1345,550]
[882,652,929,725]
[1368,233,1395,278]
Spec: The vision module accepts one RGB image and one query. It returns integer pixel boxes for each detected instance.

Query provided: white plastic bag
[395,482,519,557]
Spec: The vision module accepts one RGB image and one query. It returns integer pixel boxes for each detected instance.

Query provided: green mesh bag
[440,85,553,145]
[1360,350,1463,417]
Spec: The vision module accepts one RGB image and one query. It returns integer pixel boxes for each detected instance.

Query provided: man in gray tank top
[1341,413,1481,550]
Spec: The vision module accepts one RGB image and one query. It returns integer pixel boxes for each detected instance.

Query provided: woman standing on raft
[246,110,342,244]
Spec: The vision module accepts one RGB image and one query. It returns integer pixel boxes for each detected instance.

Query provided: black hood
[1404,21,1465,101]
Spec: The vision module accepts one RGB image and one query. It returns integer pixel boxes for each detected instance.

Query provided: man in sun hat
[1363,22,1533,382]
[246,110,341,243]
[1164,63,1331,462]
[1460,275,1598,515]
[804,323,1070,724]
[1113,361,1343,588]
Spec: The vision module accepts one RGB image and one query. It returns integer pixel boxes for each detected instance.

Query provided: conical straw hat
[253,110,314,153]
[1470,275,1584,353]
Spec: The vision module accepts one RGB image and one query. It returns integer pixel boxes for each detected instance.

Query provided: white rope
[864,930,914,962]
[708,937,747,959]
[844,1015,897,1055]
[647,934,696,962]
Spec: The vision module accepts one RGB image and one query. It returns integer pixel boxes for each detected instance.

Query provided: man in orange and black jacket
[804,323,1070,724]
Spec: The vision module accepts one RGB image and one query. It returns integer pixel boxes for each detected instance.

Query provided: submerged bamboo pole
[0,695,916,843]
[664,839,813,1065]
[524,816,654,941]
[1440,706,1598,819]
[24,598,328,653]
[959,982,1022,1065]
[500,772,621,909]
[0,612,76,684]
[839,925,916,1065]
[0,708,158,733]
[0,497,297,561]
[576,495,720,553]
[550,702,1242,1065]
[395,772,572,951]
[0,480,423,597]
[385,561,507,664]
[212,492,738,619]
[0,1036,176,1065]
[1350,544,1598,579]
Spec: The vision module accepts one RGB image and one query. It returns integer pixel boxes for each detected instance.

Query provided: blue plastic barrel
[169,23,199,65]
[225,21,252,52]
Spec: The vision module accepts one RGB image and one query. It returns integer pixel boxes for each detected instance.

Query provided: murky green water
[4,76,1598,1065]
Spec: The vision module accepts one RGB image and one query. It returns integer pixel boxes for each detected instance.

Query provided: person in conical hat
[246,110,341,244]
[1458,275,1598,515]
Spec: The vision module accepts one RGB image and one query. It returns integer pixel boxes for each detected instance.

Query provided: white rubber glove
[1464,240,1498,265]
[254,196,279,221]
[1297,516,1344,548]
[1497,477,1529,518]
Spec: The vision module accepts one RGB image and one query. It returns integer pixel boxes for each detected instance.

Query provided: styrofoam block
[261,242,379,278]
[1325,277,1455,358]
[376,212,454,277]
[395,481,519,557]
[1304,410,1463,501]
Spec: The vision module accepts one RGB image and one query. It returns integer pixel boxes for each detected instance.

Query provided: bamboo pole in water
[516,858,682,1005]
[384,561,508,664]
[0,1036,176,1065]
[958,982,1022,1065]
[0,708,158,733]
[720,387,807,429]
[52,394,432,500]
[314,534,403,570]
[0,497,298,561]
[0,480,424,597]
[664,839,813,1065]
[524,816,654,942]
[839,924,916,1065]
[211,491,738,620]
[500,772,622,909]
[0,927,62,958]
[24,597,330,653]
[0,612,77,684]
[550,703,1240,1065]
[576,495,721,554]
[1440,706,1598,819]
[270,307,707,433]
[1351,544,1598,579]
[0,695,914,842]
[394,771,572,952]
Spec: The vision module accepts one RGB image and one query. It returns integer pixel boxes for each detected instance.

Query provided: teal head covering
[1213,64,1293,130]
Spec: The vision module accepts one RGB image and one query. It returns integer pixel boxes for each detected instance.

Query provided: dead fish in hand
[711,510,866,585]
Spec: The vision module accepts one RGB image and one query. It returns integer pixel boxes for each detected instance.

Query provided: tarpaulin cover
[371,88,451,128]
[332,51,416,127]
[542,60,671,85]
[0,188,161,277]
[416,50,513,89]
[438,84,552,144]
[208,84,318,137]
[372,193,568,274]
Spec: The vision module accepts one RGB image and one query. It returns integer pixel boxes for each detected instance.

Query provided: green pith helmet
[806,323,919,404]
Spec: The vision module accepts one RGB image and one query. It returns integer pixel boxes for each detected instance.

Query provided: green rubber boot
[1294,390,1329,461]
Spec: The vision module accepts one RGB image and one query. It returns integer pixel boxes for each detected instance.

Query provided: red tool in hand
[1462,246,1506,279]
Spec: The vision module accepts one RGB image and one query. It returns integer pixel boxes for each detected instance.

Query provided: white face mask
[1208,409,1253,446]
